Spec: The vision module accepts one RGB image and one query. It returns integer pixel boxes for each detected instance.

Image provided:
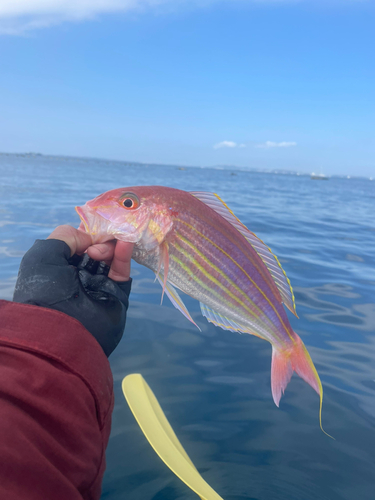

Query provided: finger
[48,225,93,256]
[108,241,134,282]
[87,241,116,263]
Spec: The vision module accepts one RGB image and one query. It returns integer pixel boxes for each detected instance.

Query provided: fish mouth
[75,206,91,233]
[75,204,114,243]
[75,203,143,244]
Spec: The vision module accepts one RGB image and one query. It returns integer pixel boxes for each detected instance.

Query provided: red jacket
[0,299,114,500]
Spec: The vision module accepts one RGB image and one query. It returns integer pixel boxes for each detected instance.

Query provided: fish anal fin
[200,302,266,340]
[190,191,297,316]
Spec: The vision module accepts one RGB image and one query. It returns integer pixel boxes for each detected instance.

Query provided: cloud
[256,141,297,149]
[213,141,246,149]
[0,0,308,35]
[0,0,177,35]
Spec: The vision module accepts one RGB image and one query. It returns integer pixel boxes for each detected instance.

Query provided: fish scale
[170,214,286,338]
[176,207,283,307]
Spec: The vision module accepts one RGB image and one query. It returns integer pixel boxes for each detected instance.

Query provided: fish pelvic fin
[271,334,333,439]
[157,274,201,331]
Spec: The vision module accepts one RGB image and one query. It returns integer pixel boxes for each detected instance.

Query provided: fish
[76,185,330,435]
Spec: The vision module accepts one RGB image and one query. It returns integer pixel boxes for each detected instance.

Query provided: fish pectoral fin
[190,191,297,317]
[156,274,201,331]
[199,303,266,340]
[155,242,170,305]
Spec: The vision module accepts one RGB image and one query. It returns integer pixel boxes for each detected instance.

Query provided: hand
[13,225,134,357]
[47,225,133,282]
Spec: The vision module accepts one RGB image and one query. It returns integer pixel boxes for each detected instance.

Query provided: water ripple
[2,154,375,500]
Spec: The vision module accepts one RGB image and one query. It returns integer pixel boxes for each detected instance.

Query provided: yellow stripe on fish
[176,219,295,345]
[174,232,276,331]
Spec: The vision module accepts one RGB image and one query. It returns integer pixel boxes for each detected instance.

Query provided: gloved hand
[13,234,132,357]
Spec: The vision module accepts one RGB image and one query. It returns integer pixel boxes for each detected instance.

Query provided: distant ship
[310,172,329,180]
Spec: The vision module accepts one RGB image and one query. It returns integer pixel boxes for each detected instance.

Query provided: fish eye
[121,193,140,210]
[123,198,133,208]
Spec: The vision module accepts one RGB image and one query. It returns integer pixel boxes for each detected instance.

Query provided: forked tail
[271,334,333,438]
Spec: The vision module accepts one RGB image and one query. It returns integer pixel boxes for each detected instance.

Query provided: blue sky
[0,0,374,176]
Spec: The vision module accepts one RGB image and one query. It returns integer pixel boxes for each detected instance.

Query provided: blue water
[1,153,375,500]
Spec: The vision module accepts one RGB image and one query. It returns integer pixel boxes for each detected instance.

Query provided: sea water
[0,153,374,500]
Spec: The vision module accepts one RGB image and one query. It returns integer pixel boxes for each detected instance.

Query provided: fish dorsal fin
[200,302,269,342]
[190,191,297,316]
[157,273,201,331]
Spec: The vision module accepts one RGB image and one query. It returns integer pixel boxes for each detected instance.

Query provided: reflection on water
[295,284,375,331]
[1,154,375,499]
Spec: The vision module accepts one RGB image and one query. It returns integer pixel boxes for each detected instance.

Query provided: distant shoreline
[0,151,372,180]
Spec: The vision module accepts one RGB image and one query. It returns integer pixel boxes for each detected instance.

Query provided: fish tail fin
[271,334,333,439]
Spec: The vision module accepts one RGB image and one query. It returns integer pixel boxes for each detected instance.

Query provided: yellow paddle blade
[122,374,224,500]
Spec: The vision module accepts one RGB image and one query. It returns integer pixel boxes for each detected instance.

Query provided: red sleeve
[0,299,114,500]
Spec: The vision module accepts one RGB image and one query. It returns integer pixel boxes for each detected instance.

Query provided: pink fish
[76,186,329,434]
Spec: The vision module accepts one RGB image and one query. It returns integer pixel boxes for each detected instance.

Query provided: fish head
[75,186,175,247]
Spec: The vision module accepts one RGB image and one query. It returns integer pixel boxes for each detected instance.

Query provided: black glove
[13,239,132,357]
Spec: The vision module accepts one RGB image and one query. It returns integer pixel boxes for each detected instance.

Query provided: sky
[0,0,374,176]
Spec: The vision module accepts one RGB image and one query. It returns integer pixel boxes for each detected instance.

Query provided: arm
[0,226,133,500]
